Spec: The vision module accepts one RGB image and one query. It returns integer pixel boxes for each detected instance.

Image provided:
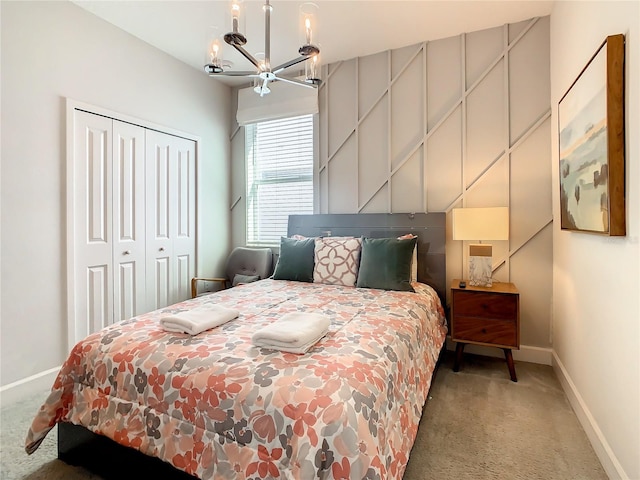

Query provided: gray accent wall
[232,17,552,350]
[318,17,552,350]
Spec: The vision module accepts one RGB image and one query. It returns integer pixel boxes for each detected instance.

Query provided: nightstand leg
[453,343,465,372]
[503,349,517,382]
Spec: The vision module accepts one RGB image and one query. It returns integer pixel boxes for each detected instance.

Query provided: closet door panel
[113,121,146,321]
[146,130,174,310]
[172,137,196,305]
[152,255,172,309]
[72,111,114,342]
[87,265,109,336]
[145,130,195,309]
[176,254,192,302]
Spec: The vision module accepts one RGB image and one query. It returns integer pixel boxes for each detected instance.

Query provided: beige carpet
[1,352,607,479]
[404,353,607,480]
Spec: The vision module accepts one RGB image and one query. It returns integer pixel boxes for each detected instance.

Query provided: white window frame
[245,114,316,247]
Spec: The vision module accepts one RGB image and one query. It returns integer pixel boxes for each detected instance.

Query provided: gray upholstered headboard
[287,213,446,304]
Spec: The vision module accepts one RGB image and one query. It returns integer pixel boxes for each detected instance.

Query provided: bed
[25,213,447,480]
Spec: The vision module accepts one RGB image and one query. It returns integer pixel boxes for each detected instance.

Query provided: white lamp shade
[452,207,509,241]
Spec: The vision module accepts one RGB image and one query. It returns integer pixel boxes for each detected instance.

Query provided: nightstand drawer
[453,315,517,347]
[453,291,517,320]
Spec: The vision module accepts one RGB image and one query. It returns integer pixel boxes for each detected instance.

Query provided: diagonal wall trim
[507,17,539,49]
[230,196,241,211]
[391,140,424,177]
[511,109,552,150]
[319,60,344,92]
[445,109,551,212]
[326,127,356,163]
[320,128,356,173]
[390,43,424,84]
[467,109,551,195]
[356,45,423,128]
[358,180,389,212]
[511,110,552,148]
[426,99,463,141]
[465,150,507,191]
[230,125,241,141]
[444,109,553,219]
[357,89,388,124]
[493,218,553,269]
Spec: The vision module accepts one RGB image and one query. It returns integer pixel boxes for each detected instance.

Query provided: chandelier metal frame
[204,0,321,96]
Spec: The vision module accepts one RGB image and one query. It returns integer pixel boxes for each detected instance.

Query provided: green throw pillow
[272,237,315,282]
[356,237,417,292]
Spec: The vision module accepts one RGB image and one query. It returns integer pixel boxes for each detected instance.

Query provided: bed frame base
[58,422,196,479]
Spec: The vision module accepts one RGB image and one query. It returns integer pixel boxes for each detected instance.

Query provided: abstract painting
[558,34,626,236]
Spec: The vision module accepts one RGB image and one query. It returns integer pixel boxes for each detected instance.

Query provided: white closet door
[68,104,198,349]
[72,111,113,341]
[145,130,196,310]
[112,120,146,321]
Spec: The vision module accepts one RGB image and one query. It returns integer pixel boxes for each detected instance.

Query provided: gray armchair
[190,247,274,298]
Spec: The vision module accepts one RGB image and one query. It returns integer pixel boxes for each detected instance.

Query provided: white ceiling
[73,0,554,86]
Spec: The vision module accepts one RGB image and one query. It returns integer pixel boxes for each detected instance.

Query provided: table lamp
[452,207,509,287]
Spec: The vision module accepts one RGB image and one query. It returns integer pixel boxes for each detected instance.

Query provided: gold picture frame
[558,34,625,236]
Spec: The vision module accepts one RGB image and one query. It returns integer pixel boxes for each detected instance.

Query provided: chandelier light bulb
[231,1,241,33]
[211,43,219,62]
[298,3,318,55]
[305,18,312,44]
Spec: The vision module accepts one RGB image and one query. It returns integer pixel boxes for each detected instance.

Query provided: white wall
[550,2,639,479]
[0,1,231,388]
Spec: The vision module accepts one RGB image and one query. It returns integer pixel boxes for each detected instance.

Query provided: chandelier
[204,0,321,96]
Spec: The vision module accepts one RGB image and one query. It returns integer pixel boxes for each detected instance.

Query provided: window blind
[246,114,314,246]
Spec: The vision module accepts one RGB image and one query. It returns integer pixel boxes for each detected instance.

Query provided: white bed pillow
[313,236,362,287]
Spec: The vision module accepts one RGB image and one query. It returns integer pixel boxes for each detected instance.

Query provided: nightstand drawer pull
[482,328,487,334]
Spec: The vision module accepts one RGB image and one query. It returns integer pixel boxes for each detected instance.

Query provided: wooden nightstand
[450,279,520,382]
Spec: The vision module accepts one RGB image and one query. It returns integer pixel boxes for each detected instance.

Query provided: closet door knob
[123,250,131,255]
[159,247,165,252]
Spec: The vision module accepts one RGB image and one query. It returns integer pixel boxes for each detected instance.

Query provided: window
[246,114,314,246]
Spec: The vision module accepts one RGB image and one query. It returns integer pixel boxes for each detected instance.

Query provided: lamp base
[468,244,493,287]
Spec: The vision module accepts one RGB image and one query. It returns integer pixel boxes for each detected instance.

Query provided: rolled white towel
[160,305,239,335]
[252,312,330,354]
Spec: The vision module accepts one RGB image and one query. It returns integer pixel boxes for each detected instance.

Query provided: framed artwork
[558,34,626,236]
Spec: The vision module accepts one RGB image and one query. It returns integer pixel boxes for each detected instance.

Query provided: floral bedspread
[26,279,447,480]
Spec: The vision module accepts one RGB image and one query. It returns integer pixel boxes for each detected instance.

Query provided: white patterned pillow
[313,237,362,287]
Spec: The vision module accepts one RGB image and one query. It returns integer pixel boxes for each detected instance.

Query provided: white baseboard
[553,351,626,480]
[445,338,553,365]
[0,366,60,406]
